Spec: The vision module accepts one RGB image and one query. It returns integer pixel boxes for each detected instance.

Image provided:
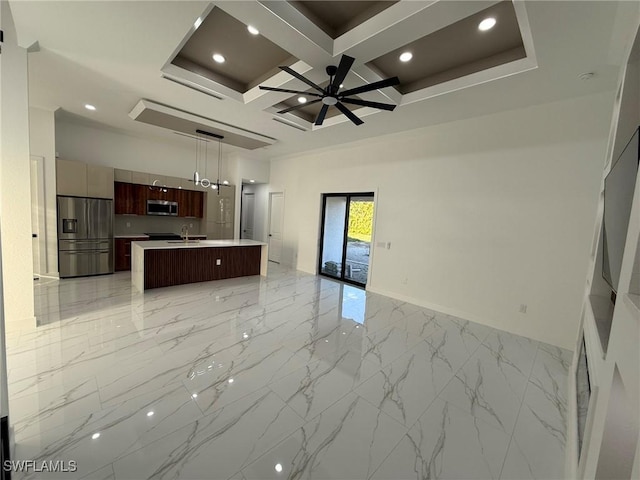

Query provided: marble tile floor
[5,266,573,479]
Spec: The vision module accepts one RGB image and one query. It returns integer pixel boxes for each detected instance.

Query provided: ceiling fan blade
[277,98,322,114]
[314,104,330,126]
[280,66,325,94]
[331,55,354,92]
[335,102,364,126]
[259,86,322,97]
[339,77,400,97]
[340,98,396,111]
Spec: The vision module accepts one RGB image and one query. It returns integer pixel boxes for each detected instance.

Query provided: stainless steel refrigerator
[57,196,113,278]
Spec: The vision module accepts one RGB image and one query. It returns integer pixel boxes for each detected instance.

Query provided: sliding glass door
[319,193,374,287]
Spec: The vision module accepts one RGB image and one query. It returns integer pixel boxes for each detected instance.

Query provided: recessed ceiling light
[399,52,412,62]
[249,179,255,183]
[478,17,496,31]
[212,53,225,63]
[275,464,283,473]
[339,84,344,88]
[85,104,96,111]
[91,433,100,440]
[146,411,154,417]
[298,96,307,104]
[247,25,259,35]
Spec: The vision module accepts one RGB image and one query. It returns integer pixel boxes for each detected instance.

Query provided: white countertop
[132,239,267,250]
[115,234,207,239]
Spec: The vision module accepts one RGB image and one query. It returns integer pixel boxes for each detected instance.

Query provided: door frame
[317,192,374,288]
[240,186,255,240]
[267,191,284,263]
[30,155,47,277]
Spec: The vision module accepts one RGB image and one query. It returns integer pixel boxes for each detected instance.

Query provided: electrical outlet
[216,259,221,266]
[126,222,130,228]
[189,223,193,228]
[519,304,527,314]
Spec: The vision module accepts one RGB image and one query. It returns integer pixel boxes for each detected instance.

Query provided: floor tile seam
[7,366,100,399]
[497,348,538,480]
[349,388,415,432]
[96,377,195,415]
[242,389,407,480]
[181,376,281,419]
[363,396,432,480]
[431,335,507,431]
[468,336,539,402]
[281,382,355,425]
[9,373,100,412]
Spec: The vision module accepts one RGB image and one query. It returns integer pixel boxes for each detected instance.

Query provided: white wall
[269,92,614,349]
[28,107,57,276]
[1,0,34,326]
[55,120,198,178]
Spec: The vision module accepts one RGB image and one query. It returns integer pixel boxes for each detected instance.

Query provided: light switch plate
[216,259,221,265]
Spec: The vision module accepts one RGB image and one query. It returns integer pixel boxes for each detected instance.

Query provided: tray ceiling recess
[289,1,399,39]
[367,1,526,94]
[129,100,277,150]
[171,6,297,94]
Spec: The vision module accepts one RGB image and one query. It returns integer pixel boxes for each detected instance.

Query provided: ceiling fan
[259,54,399,126]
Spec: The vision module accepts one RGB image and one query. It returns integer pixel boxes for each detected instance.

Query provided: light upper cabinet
[57,159,114,199]
[114,168,132,183]
[131,171,150,185]
[87,164,114,198]
[56,159,88,197]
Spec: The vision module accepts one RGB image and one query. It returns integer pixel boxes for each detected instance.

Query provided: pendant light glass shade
[189,129,230,194]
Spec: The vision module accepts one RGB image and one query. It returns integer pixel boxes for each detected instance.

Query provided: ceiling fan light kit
[259,54,399,126]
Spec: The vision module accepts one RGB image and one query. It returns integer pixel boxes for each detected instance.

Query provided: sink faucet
[181,224,189,242]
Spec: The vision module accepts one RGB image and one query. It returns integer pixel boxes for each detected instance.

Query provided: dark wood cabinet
[191,191,204,218]
[177,189,204,218]
[115,182,146,215]
[115,237,148,271]
[114,182,204,218]
[143,246,261,289]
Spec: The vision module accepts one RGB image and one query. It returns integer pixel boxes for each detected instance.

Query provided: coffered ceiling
[11,0,639,158]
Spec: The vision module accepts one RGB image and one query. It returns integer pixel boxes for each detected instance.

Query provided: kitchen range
[57,196,114,278]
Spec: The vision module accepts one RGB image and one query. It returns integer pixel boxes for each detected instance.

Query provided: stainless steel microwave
[147,199,178,216]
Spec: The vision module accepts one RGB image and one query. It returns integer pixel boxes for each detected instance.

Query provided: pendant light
[190,129,231,194]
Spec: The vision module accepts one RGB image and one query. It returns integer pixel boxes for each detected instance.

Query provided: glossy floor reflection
[6,267,572,479]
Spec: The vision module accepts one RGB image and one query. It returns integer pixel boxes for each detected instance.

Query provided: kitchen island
[131,239,268,291]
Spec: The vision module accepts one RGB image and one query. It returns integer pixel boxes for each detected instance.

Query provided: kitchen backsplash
[114,215,203,236]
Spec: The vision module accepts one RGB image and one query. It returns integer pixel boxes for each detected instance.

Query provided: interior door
[268,192,284,263]
[241,191,255,239]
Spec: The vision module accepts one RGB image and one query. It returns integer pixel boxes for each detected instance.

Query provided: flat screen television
[603,127,640,293]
